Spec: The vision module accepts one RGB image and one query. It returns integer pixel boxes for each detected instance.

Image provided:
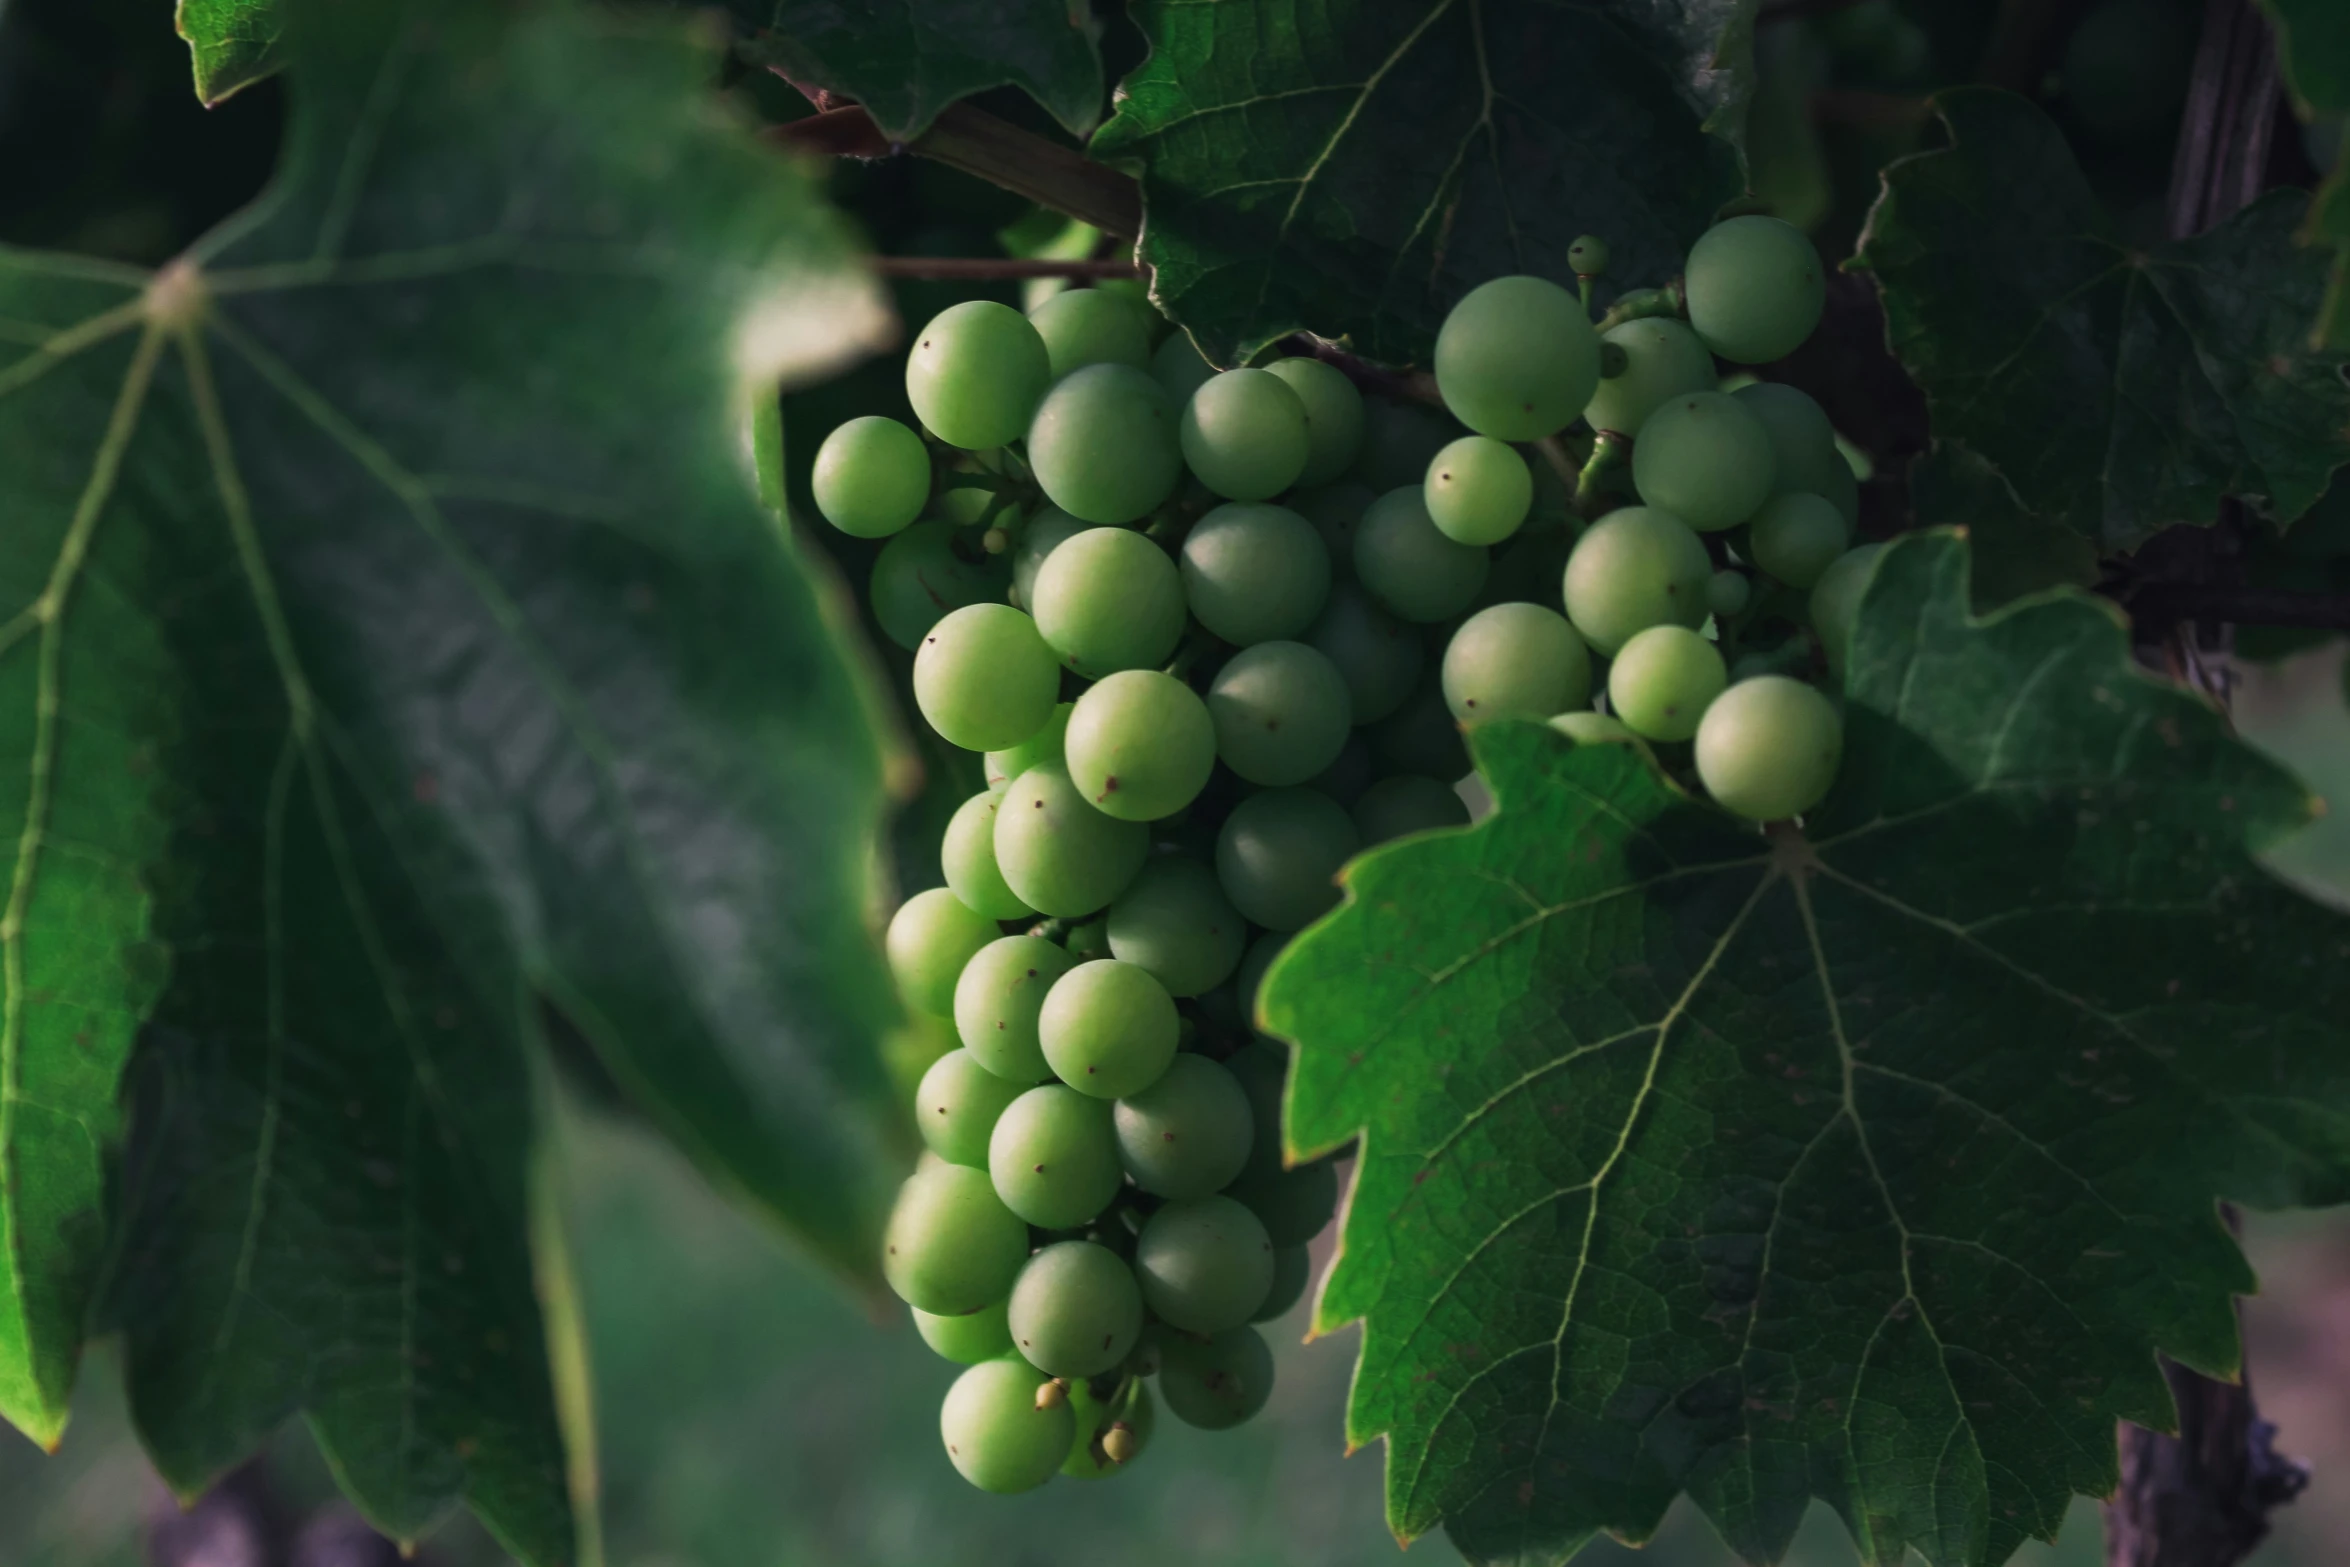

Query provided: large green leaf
[2262,0,2350,349]
[730,0,1105,143]
[1092,0,1755,367]
[177,0,286,106]
[1856,90,2350,553]
[1263,531,2350,1567]
[2,0,905,1554]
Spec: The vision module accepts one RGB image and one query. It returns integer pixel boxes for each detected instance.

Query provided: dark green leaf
[1263,531,2350,1567]
[1856,90,2350,553]
[2262,0,2350,349]
[177,0,286,106]
[1091,0,1754,367]
[1908,442,2099,610]
[3,0,906,1554]
[730,0,1105,143]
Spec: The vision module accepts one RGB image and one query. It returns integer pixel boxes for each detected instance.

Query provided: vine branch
[2116,582,2350,633]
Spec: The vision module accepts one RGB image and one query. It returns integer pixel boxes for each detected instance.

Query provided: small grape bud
[982,526,1010,554]
[1103,1422,1141,1464]
[1035,1378,1069,1411]
[1567,235,1610,278]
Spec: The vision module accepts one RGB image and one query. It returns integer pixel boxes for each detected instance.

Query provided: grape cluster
[821,214,1873,1493]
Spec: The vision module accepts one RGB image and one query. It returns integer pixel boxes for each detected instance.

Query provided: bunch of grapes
[819,212,1873,1493]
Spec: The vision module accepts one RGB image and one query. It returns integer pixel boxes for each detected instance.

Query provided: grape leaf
[1091,0,1755,367]
[177,0,285,106]
[2261,0,2350,349]
[729,0,1106,143]
[1908,443,2098,611]
[1855,90,2350,553]
[1263,531,2350,1567]
[2,0,905,1554]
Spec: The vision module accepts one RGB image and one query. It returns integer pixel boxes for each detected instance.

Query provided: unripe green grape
[1561,506,1713,653]
[1607,625,1728,742]
[913,1298,1013,1364]
[1568,234,1610,276]
[907,300,1053,450]
[1291,482,1375,577]
[939,1356,1073,1493]
[1371,678,1469,779]
[928,453,1013,527]
[1350,398,1461,491]
[1549,710,1640,746]
[1434,275,1600,440]
[1206,641,1353,786]
[1133,1194,1275,1332]
[887,888,999,1018]
[812,415,931,538]
[994,762,1149,917]
[1179,503,1332,645]
[1031,526,1187,678]
[1307,583,1423,725]
[942,790,1035,919]
[1808,542,1886,679]
[1064,671,1216,822]
[1113,1053,1255,1198]
[1310,732,1376,807]
[1354,487,1489,623]
[1039,959,1180,1099]
[955,934,1077,1081]
[870,521,1008,651]
[913,604,1062,752]
[1181,368,1311,500]
[1066,919,1111,962]
[1028,363,1183,524]
[1683,215,1826,365]
[1254,1246,1311,1321]
[1695,674,1844,821]
[1582,318,1716,436]
[1265,356,1368,487]
[1008,506,1089,610]
[1159,1327,1275,1430]
[1105,857,1246,997]
[1232,943,1287,1038]
[883,1162,1029,1314]
[1029,287,1151,381]
[1423,436,1533,546]
[1817,452,1861,530]
[1749,491,1852,590]
[990,1083,1123,1228]
[1733,382,1846,504]
[1151,330,1217,407]
[1215,786,1358,931]
[1352,774,1469,847]
[1707,570,1752,619]
[1630,392,1776,532]
[1440,602,1592,724]
[917,1047,1030,1166]
[1007,1240,1144,1378]
[984,702,1072,791]
[1228,1157,1339,1246]
[1064,1381,1154,1479]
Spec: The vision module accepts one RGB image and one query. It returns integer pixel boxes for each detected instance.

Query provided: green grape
[870,521,1008,651]
[1351,398,1461,491]
[1560,506,1713,653]
[2065,0,2196,142]
[1008,506,1089,610]
[913,603,1062,753]
[1181,368,1311,500]
[1440,602,1593,724]
[1215,786,1358,931]
[1607,625,1728,742]
[1031,526,1187,678]
[1423,435,1533,546]
[1029,287,1151,381]
[1307,583,1423,726]
[1471,524,1575,614]
[1232,943,1288,1038]
[1064,671,1216,822]
[929,451,1014,527]
[1817,451,1861,530]
[942,790,1035,919]
[1151,330,1217,407]
[990,1083,1124,1228]
[883,1163,1029,1314]
[1105,857,1246,997]
[1291,482,1374,578]
[1749,491,1851,590]
[1064,1381,1154,1479]
[1582,318,1717,436]
[1733,382,1847,504]
[1353,487,1489,623]
[1370,677,1469,779]
[939,1357,1074,1494]
[886,888,999,1018]
[1179,503,1332,645]
[1266,356,1367,487]
[907,300,1054,450]
[1113,1053,1255,1198]
[994,762,1150,917]
[1133,1194,1275,1332]
[1225,1039,1287,1176]
[1007,1240,1145,1378]
[1351,774,1469,847]
[1310,733,1375,807]
[1630,392,1776,532]
[955,934,1077,1081]
[1694,674,1844,820]
[1433,275,1599,440]
[1039,959,1180,1099]
[1206,641,1353,786]
[916,1047,1029,1166]
[1228,1157,1339,1246]
[1683,215,1826,365]
[1029,363,1183,524]
[1159,1327,1275,1430]
[1066,919,1111,962]
[812,415,931,538]
[1808,542,1886,679]
[1707,570,1752,619]
[913,1298,1013,1364]
[984,702,1072,791]
[1254,1247,1311,1322]
[1549,710,1640,745]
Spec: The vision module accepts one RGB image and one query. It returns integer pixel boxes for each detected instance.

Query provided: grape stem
[1571,430,1631,519]
[1594,281,1684,334]
[1270,333,1442,405]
